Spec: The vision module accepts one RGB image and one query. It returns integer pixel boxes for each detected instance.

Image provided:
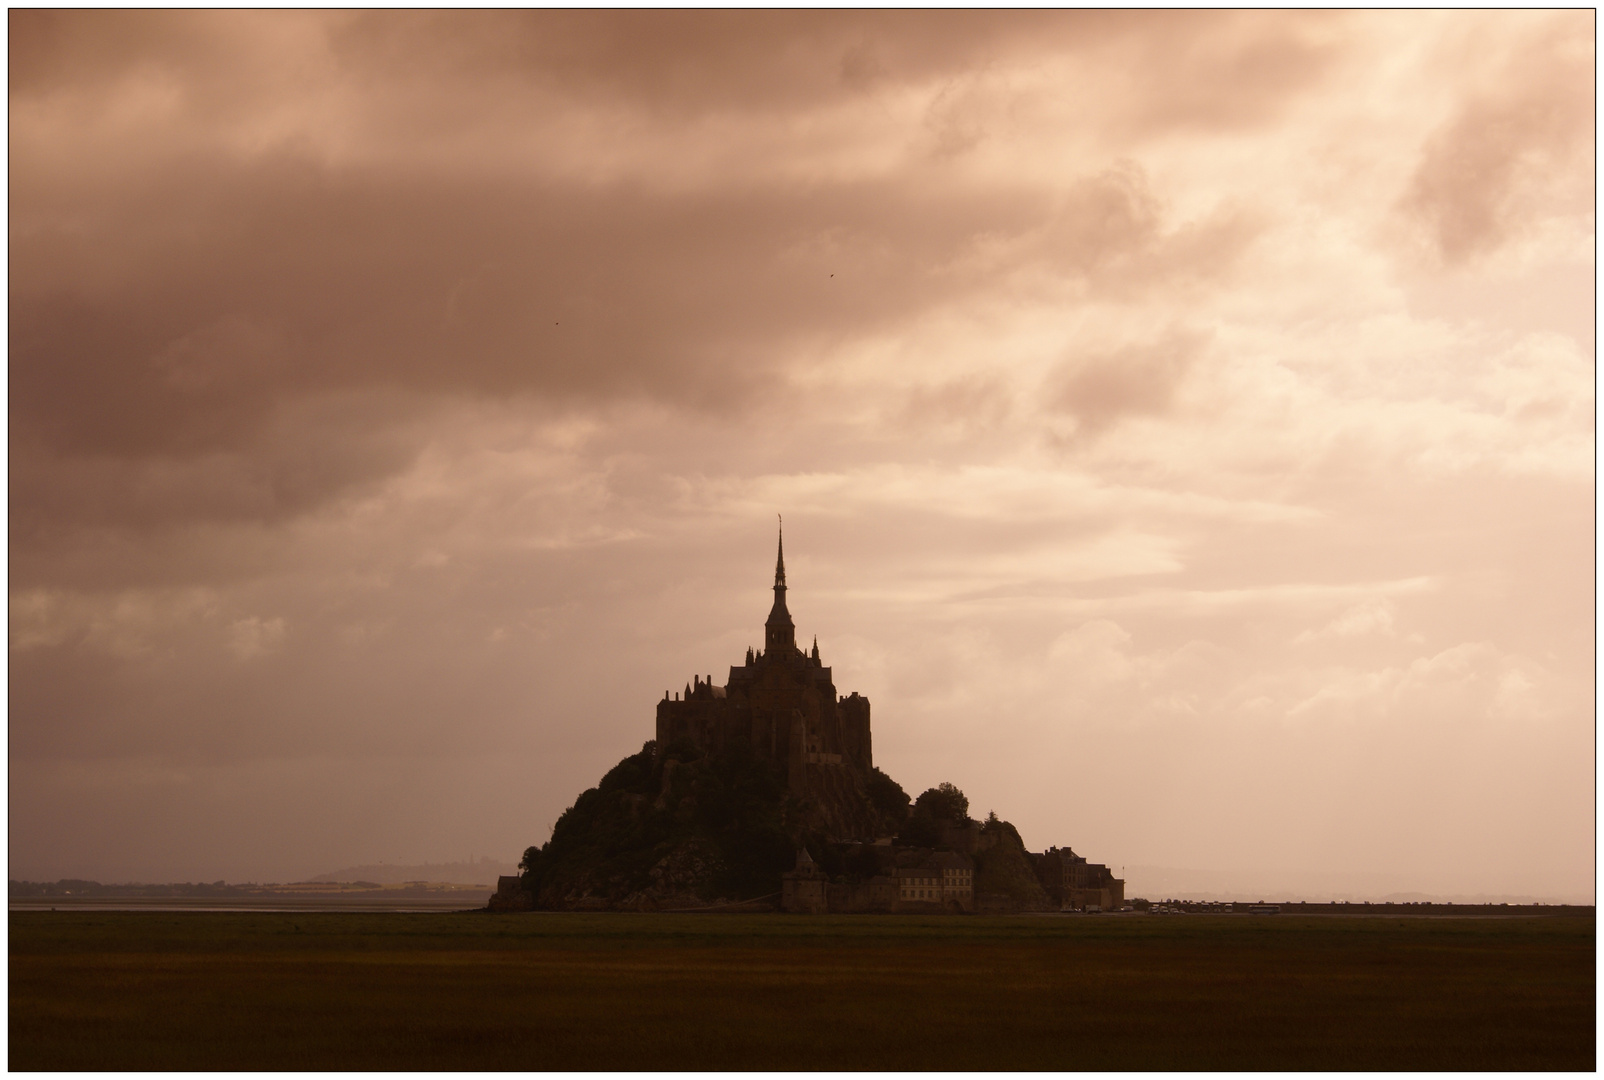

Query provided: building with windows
[895,851,974,911]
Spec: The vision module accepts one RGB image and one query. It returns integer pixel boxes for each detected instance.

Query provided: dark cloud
[1044,166,1164,274]
[12,145,1209,547]
[1113,12,1344,134]
[1035,166,1264,299]
[13,11,1334,117]
[10,157,1045,521]
[9,10,1082,121]
[8,11,1315,485]
[898,375,1014,433]
[1046,328,1209,438]
[12,152,1246,544]
[10,392,427,553]
[1402,20,1593,263]
[10,9,225,96]
[327,10,1029,113]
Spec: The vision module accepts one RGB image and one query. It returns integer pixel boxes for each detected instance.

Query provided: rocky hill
[505,737,1063,912]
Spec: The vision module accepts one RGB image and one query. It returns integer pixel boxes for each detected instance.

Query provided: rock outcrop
[514,739,909,911]
[501,533,1120,913]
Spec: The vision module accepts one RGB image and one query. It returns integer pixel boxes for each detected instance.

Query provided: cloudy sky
[10,11,1594,899]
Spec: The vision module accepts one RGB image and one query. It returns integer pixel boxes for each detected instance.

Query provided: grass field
[10,910,1594,1070]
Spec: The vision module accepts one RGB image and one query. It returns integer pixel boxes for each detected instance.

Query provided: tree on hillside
[866,767,911,825]
[913,782,970,825]
[897,781,971,847]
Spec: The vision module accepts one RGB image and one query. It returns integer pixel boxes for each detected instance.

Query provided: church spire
[765,516,795,654]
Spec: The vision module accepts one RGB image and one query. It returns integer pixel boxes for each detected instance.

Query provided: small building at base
[781,848,828,914]
[782,848,976,913]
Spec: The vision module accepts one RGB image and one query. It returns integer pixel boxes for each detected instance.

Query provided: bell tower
[765,518,796,655]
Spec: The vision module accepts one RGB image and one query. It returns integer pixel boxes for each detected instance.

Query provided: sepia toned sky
[10,10,1594,899]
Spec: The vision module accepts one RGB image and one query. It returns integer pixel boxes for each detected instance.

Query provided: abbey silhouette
[656,524,876,837]
[495,525,1125,914]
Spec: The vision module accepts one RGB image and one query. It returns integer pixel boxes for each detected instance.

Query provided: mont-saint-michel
[493,529,1124,914]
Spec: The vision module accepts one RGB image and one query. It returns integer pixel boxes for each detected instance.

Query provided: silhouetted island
[494,528,1124,913]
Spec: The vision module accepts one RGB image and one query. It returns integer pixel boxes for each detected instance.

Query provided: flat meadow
[9,909,1594,1070]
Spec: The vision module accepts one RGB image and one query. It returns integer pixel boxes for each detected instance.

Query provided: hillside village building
[780,848,975,914]
[895,851,974,910]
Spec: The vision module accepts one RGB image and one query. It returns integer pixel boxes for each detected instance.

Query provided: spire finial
[765,516,795,653]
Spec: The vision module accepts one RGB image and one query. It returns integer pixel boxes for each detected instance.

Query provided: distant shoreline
[10,894,490,913]
[10,897,1591,917]
[9,879,496,913]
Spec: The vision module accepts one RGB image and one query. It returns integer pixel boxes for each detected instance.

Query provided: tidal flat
[10,910,1594,1070]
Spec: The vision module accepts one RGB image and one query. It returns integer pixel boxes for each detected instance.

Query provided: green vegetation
[914,780,969,822]
[10,911,1594,1070]
[896,781,964,847]
[522,740,839,907]
[863,766,910,823]
[518,743,952,908]
[547,738,792,904]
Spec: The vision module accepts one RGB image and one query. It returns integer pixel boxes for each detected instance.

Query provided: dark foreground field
[10,910,1594,1070]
